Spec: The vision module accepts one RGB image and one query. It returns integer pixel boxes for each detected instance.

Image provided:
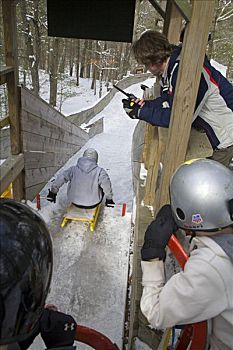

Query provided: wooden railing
[1,0,24,200]
[142,85,213,207]
[20,87,89,200]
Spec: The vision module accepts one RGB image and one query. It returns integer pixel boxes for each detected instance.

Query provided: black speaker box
[47,0,136,42]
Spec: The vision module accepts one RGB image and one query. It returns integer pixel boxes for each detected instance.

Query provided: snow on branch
[217,8,233,22]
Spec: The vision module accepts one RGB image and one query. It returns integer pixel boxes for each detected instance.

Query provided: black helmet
[0,199,53,345]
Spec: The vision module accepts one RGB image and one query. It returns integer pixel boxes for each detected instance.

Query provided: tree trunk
[99,69,103,98]
[208,1,219,59]
[32,0,40,92]
[91,41,98,93]
[86,40,93,78]
[19,0,39,94]
[226,56,232,79]
[91,65,97,92]
[76,39,80,86]
[80,40,88,78]
[58,39,66,74]
[46,39,51,74]
[116,42,123,80]
[49,37,60,106]
[121,43,131,76]
[69,39,75,76]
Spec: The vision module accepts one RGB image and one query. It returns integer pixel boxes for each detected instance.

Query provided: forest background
[0,0,233,118]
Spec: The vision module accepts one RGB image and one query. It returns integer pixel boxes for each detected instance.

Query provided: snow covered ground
[28,77,155,349]
[35,70,111,116]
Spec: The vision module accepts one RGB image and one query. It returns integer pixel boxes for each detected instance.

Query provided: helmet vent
[176,208,185,220]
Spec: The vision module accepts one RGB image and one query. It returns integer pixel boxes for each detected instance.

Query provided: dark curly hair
[132,30,175,66]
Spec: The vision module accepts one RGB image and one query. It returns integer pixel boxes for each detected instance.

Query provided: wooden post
[2,0,20,151]
[163,0,183,43]
[159,0,183,184]
[143,0,183,206]
[130,2,214,350]
[2,0,25,200]
[156,0,215,209]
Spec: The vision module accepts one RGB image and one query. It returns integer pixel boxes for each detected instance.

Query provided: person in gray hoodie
[47,148,115,208]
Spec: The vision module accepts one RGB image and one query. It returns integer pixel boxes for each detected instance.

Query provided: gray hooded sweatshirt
[51,157,113,207]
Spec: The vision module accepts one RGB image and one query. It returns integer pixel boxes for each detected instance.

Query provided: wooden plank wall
[0,128,11,159]
[143,84,161,206]
[20,87,89,200]
[156,0,215,208]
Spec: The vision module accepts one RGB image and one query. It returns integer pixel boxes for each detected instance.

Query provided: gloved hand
[122,98,141,119]
[141,205,178,261]
[40,309,77,349]
[105,198,115,207]
[47,189,57,203]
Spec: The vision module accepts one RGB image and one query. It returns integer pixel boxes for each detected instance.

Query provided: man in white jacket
[140,159,233,350]
[47,148,115,208]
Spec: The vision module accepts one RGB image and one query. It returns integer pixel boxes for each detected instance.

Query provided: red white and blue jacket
[139,47,233,150]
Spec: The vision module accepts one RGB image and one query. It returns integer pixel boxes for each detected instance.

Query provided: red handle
[167,234,207,350]
[75,325,118,350]
[168,234,189,269]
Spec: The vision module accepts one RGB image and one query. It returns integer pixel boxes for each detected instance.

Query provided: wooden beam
[0,154,24,195]
[148,0,166,19]
[2,1,24,200]
[2,2,19,81]
[143,125,160,205]
[2,0,21,154]
[0,66,14,85]
[143,84,161,206]
[156,0,215,209]
[2,0,20,153]
[163,0,183,44]
[0,116,10,128]
[172,0,192,22]
[0,66,15,75]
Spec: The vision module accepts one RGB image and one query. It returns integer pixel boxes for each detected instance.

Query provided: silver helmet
[83,148,98,162]
[170,159,233,231]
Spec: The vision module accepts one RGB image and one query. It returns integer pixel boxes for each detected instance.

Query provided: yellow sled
[1,183,13,199]
[60,203,101,232]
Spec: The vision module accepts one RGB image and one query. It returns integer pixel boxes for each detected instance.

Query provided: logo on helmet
[192,213,203,224]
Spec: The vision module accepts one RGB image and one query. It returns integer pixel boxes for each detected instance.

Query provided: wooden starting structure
[129,1,215,349]
[0,1,215,349]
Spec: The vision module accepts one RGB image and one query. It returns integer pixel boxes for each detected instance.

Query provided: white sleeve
[140,253,227,329]
[98,168,113,199]
[51,167,74,194]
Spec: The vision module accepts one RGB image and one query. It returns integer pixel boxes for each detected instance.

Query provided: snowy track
[30,206,131,350]
[29,78,155,349]
[49,206,131,349]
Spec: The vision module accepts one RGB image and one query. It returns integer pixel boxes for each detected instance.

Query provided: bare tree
[75,39,80,86]
[19,0,40,94]
[210,0,233,78]
[80,40,88,78]
[91,41,99,94]
[58,38,67,74]
[86,40,93,78]
[49,37,60,106]
[69,39,75,76]
[32,0,41,84]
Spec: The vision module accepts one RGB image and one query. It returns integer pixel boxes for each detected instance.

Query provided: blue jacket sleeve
[138,65,179,127]
[138,96,171,127]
